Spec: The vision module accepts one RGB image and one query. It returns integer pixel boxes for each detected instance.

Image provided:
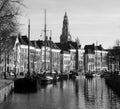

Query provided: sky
[19,0,120,49]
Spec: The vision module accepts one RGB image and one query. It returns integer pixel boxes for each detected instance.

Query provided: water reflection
[1,77,120,109]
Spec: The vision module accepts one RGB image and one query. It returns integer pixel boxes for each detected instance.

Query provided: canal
[0,76,120,109]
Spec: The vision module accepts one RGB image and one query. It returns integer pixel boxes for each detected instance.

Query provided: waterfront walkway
[0,79,14,103]
[0,79,13,89]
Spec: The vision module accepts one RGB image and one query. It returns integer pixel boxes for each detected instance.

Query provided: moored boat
[85,72,93,78]
[14,75,37,93]
[14,20,38,93]
[40,75,53,85]
[69,71,79,79]
[100,71,111,78]
[58,73,68,80]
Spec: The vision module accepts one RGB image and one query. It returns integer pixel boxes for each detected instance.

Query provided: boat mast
[96,41,98,74]
[44,9,47,74]
[28,19,30,75]
[33,40,36,72]
[50,30,52,74]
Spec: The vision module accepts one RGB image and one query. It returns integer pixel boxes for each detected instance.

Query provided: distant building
[78,49,84,73]
[56,41,80,73]
[107,46,120,72]
[84,43,108,73]
[95,45,108,72]
[84,44,95,73]
[60,51,71,73]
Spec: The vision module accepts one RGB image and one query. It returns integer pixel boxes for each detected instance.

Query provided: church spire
[63,12,68,25]
[60,12,71,43]
[65,12,67,16]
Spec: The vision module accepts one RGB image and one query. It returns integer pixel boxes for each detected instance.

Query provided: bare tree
[0,0,23,54]
[0,0,24,78]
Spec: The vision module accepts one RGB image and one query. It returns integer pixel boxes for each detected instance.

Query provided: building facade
[84,44,108,74]
[78,49,84,73]
[107,46,120,73]
[60,51,71,73]
[40,39,61,73]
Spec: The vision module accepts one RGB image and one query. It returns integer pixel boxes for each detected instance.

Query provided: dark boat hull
[58,74,68,80]
[14,77,37,93]
[69,71,79,79]
[85,73,93,78]
[40,79,52,85]
[69,73,76,79]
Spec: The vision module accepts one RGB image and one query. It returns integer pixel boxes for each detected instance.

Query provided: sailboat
[14,19,37,93]
[40,9,53,85]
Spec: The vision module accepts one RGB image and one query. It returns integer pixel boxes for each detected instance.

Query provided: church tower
[60,12,71,43]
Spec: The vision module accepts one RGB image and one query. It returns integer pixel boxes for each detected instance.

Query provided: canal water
[0,76,120,109]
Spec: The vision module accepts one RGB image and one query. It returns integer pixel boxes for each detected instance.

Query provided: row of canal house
[0,35,109,76]
[16,35,61,74]
[0,35,84,76]
[17,36,84,74]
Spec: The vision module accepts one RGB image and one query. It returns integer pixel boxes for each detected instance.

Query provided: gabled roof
[18,35,33,46]
[33,40,60,49]
[95,45,104,50]
[68,41,80,49]
[84,43,104,53]
[108,46,120,55]
[35,40,43,48]
[56,41,79,52]
[56,43,69,52]
[84,44,95,53]
[43,40,59,49]
[18,35,28,45]
[69,43,75,49]
[31,40,40,48]
[8,36,60,50]
[84,44,94,50]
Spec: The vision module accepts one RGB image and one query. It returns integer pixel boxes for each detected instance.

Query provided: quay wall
[0,80,14,103]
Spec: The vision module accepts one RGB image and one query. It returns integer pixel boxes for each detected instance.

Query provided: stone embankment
[0,79,14,103]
